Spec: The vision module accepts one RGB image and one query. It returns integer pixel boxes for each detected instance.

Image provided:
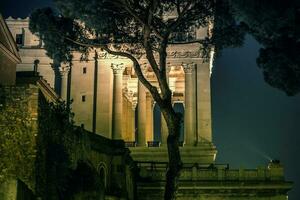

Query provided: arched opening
[98,163,107,189]
[99,167,105,186]
[173,102,184,143]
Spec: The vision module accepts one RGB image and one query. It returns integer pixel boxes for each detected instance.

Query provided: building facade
[5,16,293,199]
[0,14,21,85]
[6,16,216,164]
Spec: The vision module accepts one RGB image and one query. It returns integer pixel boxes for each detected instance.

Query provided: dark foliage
[212,0,300,95]
[29,0,300,199]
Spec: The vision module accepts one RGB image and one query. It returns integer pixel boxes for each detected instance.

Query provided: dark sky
[1,1,300,199]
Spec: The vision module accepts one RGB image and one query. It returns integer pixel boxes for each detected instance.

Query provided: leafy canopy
[30,0,214,63]
[212,0,300,96]
[30,0,300,96]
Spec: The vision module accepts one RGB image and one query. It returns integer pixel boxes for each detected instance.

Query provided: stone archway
[97,162,108,189]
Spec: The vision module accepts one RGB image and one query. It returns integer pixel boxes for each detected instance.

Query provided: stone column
[196,61,212,142]
[131,100,137,142]
[126,97,131,141]
[137,81,147,146]
[145,92,154,143]
[183,63,197,145]
[127,92,136,142]
[111,63,125,140]
[122,94,128,140]
[59,64,70,101]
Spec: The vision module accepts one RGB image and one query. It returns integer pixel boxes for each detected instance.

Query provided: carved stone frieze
[97,50,202,59]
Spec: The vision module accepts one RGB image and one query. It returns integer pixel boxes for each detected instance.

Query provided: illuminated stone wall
[0,50,16,85]
[0,80,136,200]
[5,17,215,148]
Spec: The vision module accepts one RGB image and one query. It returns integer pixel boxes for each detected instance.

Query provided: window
[81,95,86,102]
[83,67,87,74]
[16,34,23,45]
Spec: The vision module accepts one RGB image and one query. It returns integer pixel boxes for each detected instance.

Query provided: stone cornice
[0,43,21,63]
[97,49,203,60]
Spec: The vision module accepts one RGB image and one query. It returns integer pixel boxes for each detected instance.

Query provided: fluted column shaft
[125,99,131,141]
[130,101,137,141]
[59,65,70,101]
[183,63,197,145]
[122,96,129,140]
[111,64,125,140]
[197,61,212,142]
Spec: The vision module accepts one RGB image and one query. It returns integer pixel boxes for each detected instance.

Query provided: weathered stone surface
[0,81,136,200]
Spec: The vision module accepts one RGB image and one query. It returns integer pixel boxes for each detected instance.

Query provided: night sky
[1,1,300,199]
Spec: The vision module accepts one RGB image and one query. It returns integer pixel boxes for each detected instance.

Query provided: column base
[129,142,217,165]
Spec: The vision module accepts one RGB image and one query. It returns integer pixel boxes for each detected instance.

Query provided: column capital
[182,62,196,74]
[59,64,71,76]
[111,63,125,74]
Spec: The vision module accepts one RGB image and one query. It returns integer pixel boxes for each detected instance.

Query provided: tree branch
[168,2,193,33]
[120,0,164,40]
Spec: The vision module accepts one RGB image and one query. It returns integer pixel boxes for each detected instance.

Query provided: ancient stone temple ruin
[0,16,293,199]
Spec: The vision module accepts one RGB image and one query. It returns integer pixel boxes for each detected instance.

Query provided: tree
[211,0,300,96]
[29,1,214,199]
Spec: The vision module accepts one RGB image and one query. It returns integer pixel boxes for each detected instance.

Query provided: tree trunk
[162,108,183,200]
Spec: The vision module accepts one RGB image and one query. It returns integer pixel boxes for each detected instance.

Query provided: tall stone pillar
[137,81,147,146]
[131,100,137,142]
[183,63,197,145]
[126,91,136,142]
[111,63,125,140]
[122,95,129,140]
[145,93,154,143]
[125,97,131,141]
[59,64,70,101]
[196,61,212,142]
